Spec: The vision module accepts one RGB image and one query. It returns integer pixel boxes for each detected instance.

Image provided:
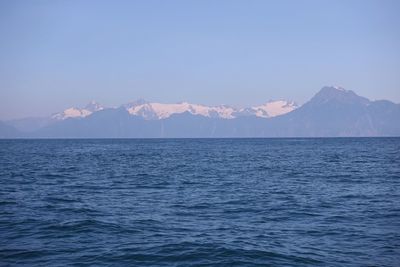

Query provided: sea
[0,138,399,266]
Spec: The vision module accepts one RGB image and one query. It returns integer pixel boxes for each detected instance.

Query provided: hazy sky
[0,0,399,119]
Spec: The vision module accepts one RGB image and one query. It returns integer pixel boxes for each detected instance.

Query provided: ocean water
[0,138,399,266]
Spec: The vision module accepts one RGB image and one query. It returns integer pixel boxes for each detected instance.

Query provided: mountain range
[1,86,399,138]
[49,99,297,121]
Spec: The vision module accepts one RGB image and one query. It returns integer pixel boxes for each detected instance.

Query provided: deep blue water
[0,138,399,266]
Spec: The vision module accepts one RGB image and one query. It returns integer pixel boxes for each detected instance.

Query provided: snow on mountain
[125,101,237,119]
[84,101,104,112]
[51,99,297,121]
[52,101,104,120]
[124,100,297,120]
[5,86,399,138]
[247,100,298,118]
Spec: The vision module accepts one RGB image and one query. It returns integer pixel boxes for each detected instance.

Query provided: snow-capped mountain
[51,99,297,121]
[123,100,298,120]
[51,101,104,120]
[124,101,237,119]
[2,86,400,137]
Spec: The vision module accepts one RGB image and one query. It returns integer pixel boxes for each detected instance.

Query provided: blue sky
[0,0,399,119]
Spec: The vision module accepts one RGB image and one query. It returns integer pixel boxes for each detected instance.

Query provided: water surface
[0,138,399,266]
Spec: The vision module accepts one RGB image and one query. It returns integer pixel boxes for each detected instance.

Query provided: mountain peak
[51,101,104,120]
[320,86,349,94]
[310,86,370,106]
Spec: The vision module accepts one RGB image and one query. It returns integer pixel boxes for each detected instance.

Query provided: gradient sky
[0,0,399,119]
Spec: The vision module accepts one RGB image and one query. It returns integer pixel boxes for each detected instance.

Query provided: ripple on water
[0,138,399,266]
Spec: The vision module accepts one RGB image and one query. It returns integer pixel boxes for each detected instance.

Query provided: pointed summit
[310,86,370,106]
